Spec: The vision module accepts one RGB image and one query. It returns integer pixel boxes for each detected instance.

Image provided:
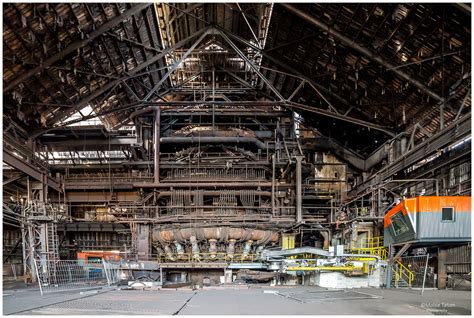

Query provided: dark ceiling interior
[3,3,471,156]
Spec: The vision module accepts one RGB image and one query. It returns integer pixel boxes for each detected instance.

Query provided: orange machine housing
[77,250,122,263]
[384,196,471,246]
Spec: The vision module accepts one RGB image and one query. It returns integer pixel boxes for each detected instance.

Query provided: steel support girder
[302,137,365,170]
[46,27,210,127]
[353,114,471,195]
[3,174,25,186]
[218,26,394,134]
[121,100,394,136]
[153,107,160,183]
[160,136,267,149]
[217,28,285,100]
[3,151,61,192]
[287,101,395,136]
[281,4,446,103]
[160,110,289,117]
[4,3,151,93]
[143,29,212,101]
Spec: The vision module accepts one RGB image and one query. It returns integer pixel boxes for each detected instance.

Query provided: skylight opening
[63,105,104,127]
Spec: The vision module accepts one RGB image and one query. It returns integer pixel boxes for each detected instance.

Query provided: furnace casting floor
[3,285,471,315]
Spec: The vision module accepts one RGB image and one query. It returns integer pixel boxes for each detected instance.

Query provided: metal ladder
[46,222,59,262]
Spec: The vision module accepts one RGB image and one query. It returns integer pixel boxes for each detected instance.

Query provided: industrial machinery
[2,3,470,292]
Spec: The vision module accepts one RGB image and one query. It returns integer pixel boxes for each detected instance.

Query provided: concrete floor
[3,284,471,315]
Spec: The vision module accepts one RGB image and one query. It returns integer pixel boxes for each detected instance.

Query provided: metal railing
[350,236,388,260]
[398,255,434,288]
[352,247,388,260]
[358,236,384,249]
[34,259,121,295]
[393,260,415,288]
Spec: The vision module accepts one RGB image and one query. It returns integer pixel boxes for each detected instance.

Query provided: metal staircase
[392,261,414,288]
[351,236,414,288]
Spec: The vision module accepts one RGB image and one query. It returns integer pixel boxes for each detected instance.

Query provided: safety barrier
[351,236,388,260]
[34,259,122,295]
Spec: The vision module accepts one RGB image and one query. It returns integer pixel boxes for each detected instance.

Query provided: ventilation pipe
[209,239,218,259]
[164,245,175,261]
[256,245,264,257]
[190,236,200,261]
[243,240,253,259]
[295,156,303,223]
[320,231,330,250]
[174,241,184,259]
[227,239,236,259]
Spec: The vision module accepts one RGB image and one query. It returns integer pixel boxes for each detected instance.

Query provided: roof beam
[4,3,151,93]
[47,27,209,126]
[281,4,446,104]
[3,150,61,192]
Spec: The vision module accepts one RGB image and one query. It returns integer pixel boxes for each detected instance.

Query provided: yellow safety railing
[352,246,388,260]
[287,265,359,272]
[358,236,384,249]
[351,236,388,260]
[394,260,414,287]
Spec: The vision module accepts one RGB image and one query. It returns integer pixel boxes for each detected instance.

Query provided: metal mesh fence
[103,260,122,285]
[34,259,122,295]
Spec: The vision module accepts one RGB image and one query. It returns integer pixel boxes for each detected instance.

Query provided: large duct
[153,227,279,244]
[153,227,279,261]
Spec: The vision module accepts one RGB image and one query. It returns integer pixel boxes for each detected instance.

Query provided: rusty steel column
[271,154,276,216]
[154,107,160,184]
[438,247,448,289]
[137,224,150,261]
[295,155,303,223]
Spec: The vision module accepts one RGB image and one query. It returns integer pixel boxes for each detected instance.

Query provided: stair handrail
[395,260,414,286]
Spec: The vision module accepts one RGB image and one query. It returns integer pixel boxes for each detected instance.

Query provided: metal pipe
[174,242,184,256]
[295,156,303,224]
[209,239,217,259]
[160,136,266,149]
[260,247,331,259]
[156,191,272,200]
[319,231,330,250]
[281,4,446,104]
[190,236,200,261]
[243,240,253,259]
[340,253,381,261]
[164,245,175,261]
[271,154,276,216]
[134,182,274,188]
[227,239,236,259]
[154,107,160,183]
[421,253,430,294]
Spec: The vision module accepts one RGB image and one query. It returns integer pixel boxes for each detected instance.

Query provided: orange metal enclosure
[384,196,471,245]
[76,251,122,263]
